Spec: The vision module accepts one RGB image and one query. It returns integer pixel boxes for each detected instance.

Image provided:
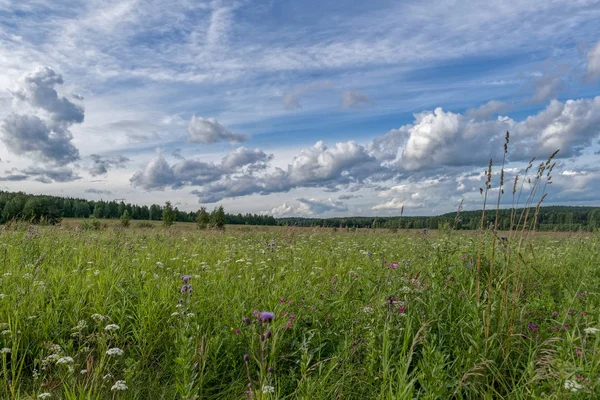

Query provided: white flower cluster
[106,347,124,356]
[583,327,599,335]
[104,324,120,331]
[261,385,275,394]
[564,380,584,392]
[111,380,128,391]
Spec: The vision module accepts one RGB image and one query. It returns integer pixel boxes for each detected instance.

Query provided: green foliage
[209,206,226,229]
[0,227,599,398]
[162,201,176,227]
[120,210,131,227]
[196,207,209,229]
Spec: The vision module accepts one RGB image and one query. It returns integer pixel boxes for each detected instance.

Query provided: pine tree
[162,201,176,227]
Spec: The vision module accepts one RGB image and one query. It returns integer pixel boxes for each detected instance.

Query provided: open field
[1,224,599,399]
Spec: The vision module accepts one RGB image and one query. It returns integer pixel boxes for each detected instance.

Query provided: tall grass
[0,139,599,399]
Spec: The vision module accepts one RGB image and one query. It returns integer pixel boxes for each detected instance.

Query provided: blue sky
[0,0,599,216]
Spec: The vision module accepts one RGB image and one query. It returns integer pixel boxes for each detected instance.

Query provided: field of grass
[0,223,599,399]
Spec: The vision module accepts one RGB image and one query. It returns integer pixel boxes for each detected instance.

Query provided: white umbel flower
[111,380,128,391]
[564,380,584,392]
[56,356,74,365]
[104,324,120,331]
[584,327,599,335]
[262,385,275,394]
[106,348,124,356]
[37,393,52,399]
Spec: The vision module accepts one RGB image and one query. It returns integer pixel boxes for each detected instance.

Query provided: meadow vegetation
[0,222,599,399]
[1,138,600,399]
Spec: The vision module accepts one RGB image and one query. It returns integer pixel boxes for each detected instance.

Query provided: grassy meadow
[0,222,599,399]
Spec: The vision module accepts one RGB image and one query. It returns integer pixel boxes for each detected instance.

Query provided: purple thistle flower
[258,311,275,322]
[552,311,558,317]
[181,275,192,283]
[242,317,251,325]
[527,322,538,333]
[267,366,274,373]
[243,354,249,361]
[265,330,272,339]
[180,285,188,293]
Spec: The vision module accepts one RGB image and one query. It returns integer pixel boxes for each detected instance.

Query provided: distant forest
[1,190,599,231]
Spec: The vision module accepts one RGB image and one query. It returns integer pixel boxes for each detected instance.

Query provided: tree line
[0,191,277,226]
[278,206,600,232]
[1,190,599,231]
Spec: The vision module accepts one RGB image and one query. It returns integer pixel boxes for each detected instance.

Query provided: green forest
[1,190,599,231]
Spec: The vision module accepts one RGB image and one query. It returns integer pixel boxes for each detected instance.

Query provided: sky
[0,0,599,217]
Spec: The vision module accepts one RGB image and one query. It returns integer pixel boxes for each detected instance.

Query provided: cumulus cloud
[0,67,83,165]
[283,81,333,110]
[187,116,247,144]
[374,97,600,171]
[130,147,273,191]
[586,41,600,79]
[466,100,512,119]
[266,198,348,216]
[191,140,391,203]
[89,154,130,176]
[221,147,273,171]
[340,90,372,109]
[130,96,600,206]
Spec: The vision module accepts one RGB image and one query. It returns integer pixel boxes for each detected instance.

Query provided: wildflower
[265,330,272,339]
[111,380,128,391]
[80,369,87,374]
[267,366,274,373]
[242,317,251,325]
[527,322,538,334]
[576,348,583,358]
[363,307,373,314]
[584,327,599,335]
[106,348,124,356]
[181,275,192,283]
[56,356,74,365]
[552,311,558,317]
[234,329,241,335]
[243,354,250,361]
[104,324,120,331]
[258,312,275,322]
[262,385,275,394]
[37,394,52,399]
[564,380,584,392]
[171,312,179,316]
[91,313,106,321]
[398,306,406,313]
[0,348,11,354]
[102,373,113,381]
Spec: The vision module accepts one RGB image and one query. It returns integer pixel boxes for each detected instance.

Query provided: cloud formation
[587,41,600,79]
[89,154,130,176]
[187,116,247,144]
[340,90,372,109]
[283,81,333,110]
[0,67,83,165]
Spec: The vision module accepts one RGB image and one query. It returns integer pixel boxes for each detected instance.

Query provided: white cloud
[0,66,83,165]
[466,100,511,119]
[586,41,600,79]
[187,116,247,144]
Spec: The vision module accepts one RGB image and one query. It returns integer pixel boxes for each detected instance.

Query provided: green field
[0,223,599,399]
